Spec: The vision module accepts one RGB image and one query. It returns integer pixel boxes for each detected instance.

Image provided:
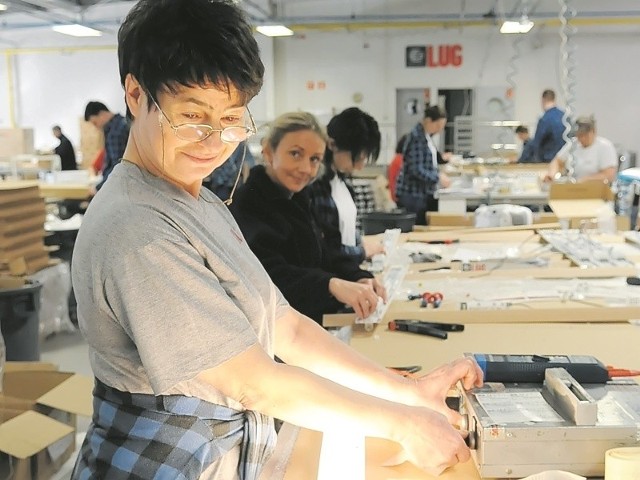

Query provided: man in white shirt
[544,116,618,183]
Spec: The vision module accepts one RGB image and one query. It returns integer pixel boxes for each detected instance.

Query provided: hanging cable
[497,33,524,153]
[558,0,577,179]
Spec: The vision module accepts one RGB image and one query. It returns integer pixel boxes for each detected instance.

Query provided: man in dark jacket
[52,125,77,170]
[518,89,567,163]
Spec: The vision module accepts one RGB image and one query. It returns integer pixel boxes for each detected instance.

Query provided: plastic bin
[0,280,42,361]
[361,211,416,235]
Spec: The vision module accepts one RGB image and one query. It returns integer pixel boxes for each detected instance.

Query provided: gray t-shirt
[556,136,618,180]
[73,161,289,409]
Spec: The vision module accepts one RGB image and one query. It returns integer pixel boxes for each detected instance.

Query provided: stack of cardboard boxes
[0,183,51,280]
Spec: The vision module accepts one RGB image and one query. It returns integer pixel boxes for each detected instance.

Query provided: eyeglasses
[150,95,256,144]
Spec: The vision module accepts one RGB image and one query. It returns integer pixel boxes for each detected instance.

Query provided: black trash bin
[361,211,416,235]
[45,228,79,326]
[0,280,42,361]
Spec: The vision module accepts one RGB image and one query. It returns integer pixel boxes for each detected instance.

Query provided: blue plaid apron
[72,379,276,479]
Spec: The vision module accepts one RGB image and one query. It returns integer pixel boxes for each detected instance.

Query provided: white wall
[16,49,123,153]
[0,33,274,155]
[273,27,640,161]
[2,24,640,162]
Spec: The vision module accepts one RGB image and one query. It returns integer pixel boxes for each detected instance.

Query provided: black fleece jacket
[229,165,372,324]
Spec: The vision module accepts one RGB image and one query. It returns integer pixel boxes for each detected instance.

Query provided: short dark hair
[515,125,528,134]
[542,89,556,101]
[325,107,381,170]
[117,0,264,119]
[52,125,62,132]
[424,105,447,121]
[84,101,109,121]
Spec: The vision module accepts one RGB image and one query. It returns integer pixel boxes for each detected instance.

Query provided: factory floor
[41,330,91,479]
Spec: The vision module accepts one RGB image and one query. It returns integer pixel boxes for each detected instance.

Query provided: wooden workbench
[273,321,640,479]
[38,182,91,200]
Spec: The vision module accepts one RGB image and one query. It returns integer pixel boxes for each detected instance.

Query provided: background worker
[52,125,77,170]
[511,125,535,163]
[84,100,130,192]
[519,89,566,163]
[544,115,618,183]
[395,105,451,225]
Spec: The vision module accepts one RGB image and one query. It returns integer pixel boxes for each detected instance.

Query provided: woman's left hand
[412,357,484,428]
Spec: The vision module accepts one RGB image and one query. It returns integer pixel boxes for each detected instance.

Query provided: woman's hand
[388,406,471,476]
[412,357,484,427]
[357,277,387,303]
[328,278,381,319]
[439,172,452,189]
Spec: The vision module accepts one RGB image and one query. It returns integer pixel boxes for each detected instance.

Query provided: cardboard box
[0,364,93,480]
[0,183,41,204]
[548,181,614,201]
[79,120,104,170]
[426,212,474,227]
[547,199,629,230]
[0,129,35,157]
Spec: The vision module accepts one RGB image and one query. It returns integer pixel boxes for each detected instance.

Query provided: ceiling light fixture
[500,15,534,34]
[256,25,294,37]
[52,24,102,37]
[0,3,8,11]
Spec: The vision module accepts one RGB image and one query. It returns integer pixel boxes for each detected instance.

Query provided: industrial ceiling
[1,0,640,35]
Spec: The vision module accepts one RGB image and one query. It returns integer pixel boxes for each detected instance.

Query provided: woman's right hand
[439,172,452,189]
[389,406,470,476]
[328,278,380,319]
[362,236,385,259]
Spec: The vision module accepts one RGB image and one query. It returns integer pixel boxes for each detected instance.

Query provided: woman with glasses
[71,1,482,479]
[308,107,385,266]
[230,112,385,324]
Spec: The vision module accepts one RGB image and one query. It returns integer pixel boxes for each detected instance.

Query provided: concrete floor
[40,330,91,479]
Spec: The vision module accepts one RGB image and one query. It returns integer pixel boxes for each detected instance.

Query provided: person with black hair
[395,105,451,225]
[308,107,384,264]
[513,125,535,163]
[83,100,130,191]
[51,125,77,170]
[71,1,482,478]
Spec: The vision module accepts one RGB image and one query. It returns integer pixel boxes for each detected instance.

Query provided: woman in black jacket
[230,112,385,325]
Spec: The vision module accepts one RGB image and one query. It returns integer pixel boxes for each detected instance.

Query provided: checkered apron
[72,379,276,479]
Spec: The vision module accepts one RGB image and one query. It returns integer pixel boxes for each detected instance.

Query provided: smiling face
[124,74,250,196]
[264,130,326,194]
